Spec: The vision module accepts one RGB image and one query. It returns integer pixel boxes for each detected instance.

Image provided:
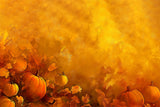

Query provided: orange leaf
[59,88,71,95]
[16,96,24,104]
[5,63,12,69]
[82,94,90,103]
[71,96,80,103]
[95,89,105,97]
[71,85,82,94]
[81,104,92,107]
[0,68,9,78]
[48,63,57,71]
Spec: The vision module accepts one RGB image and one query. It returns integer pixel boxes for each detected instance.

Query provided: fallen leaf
[71,96,80,103]
[0,68,9,78]
[5,63,12,69]
[82,94,90,103]
[48,63,57,71]
[16,96,24,104]
[71,85,82,94]
[59,88,71,95]
[81,104,92,107]
[95,89,105,97]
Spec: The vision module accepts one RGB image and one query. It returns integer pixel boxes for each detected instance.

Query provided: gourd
[54,74,68,86]
[3,83,19,97]
[0,96,15,107]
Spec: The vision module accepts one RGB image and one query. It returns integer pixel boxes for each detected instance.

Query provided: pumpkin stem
[151,81,153,86]
[127,86,130,91]
[36,70,39,76]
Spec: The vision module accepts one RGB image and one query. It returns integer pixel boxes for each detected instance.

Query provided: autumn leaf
[71,96,80,103]
[52,98,64,107]
[59,88,71,95]
[81,104,92,107]
[110,99,127,107]
[71,85,82,94]
[0,68,9,78]
[82,94,90,103]
[16,96,24,105]
[48,63,57,71]
[95,89,105,97]
[5,63,12,69]
[48,97,55,104]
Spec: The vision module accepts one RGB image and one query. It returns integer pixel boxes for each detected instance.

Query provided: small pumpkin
[2,83,19,97]
[121,87,144,107]
[142,82,160,103]
[22,72,46,101]
[13,58,27,73]
[0,96,15,107]
[54,74,68,86]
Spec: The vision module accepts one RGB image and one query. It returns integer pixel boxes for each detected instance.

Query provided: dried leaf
[48,97,55,104]
[0,68,9,78]
[82,94,90,103]
[81,104,92,107]
[71,96,80,103]
[5,63,12,69]
[110,99,127,107]
[59,88,71,95]
[71,85,82,94]
[95,89,105,97]
[48,83,55,89]
[48,63,57,71]
[52,98,64,107]
[16,96,24,104]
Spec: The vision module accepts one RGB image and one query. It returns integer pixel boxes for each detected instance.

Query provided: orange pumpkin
[54,74,68,86]
[121,88,144,107]
[142,84,160,103]
[22,72,46,101]
[2,83,19,97]
[0,96,15,107]
[13,58,27,73]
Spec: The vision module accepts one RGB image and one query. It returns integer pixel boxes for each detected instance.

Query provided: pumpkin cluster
[0,39,160,107]
[96,83,160,107]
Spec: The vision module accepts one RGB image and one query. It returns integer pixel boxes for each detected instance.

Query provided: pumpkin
[142,83,160,103]
[22,72,46,101]
[54,74,68,86]
[121,88,144,107]
[0,96,15,107]
[13,58,27,73]
[2,83,19,97]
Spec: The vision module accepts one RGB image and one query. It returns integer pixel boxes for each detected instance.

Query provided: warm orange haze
[0,0,160,107]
